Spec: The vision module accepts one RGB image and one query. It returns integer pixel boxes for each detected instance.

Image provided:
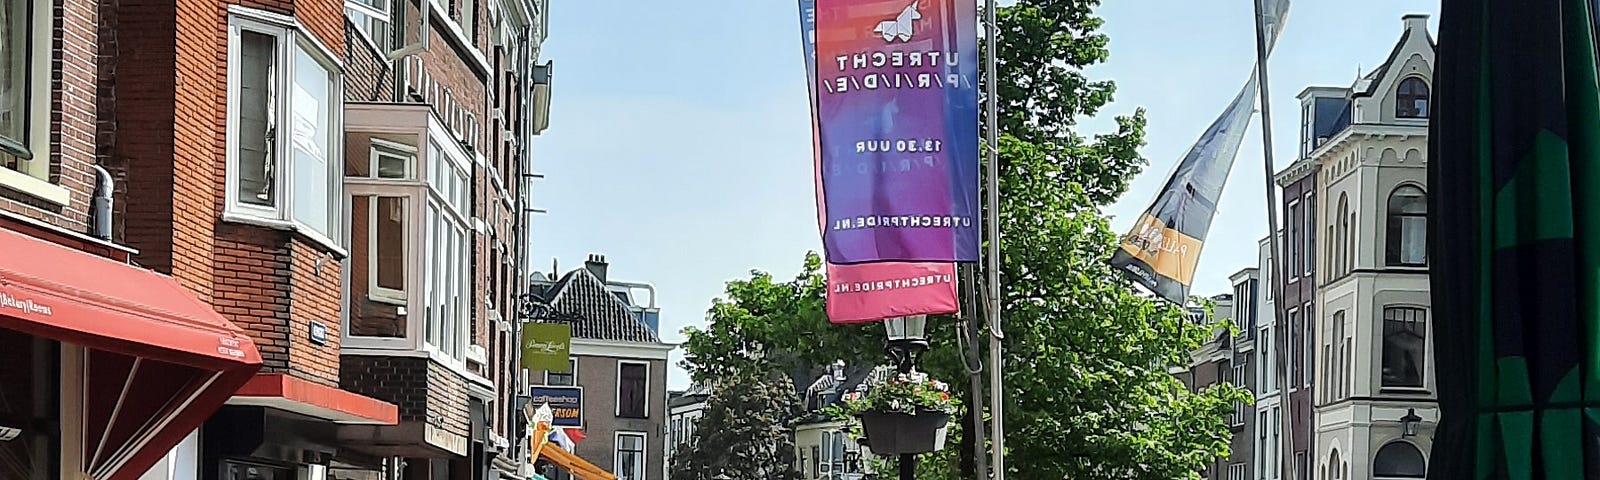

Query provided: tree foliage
[680,0,1248,478]
[668,368,804,480]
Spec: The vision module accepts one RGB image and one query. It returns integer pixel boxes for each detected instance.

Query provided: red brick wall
[289,238,343,385]
[214,224,294,371]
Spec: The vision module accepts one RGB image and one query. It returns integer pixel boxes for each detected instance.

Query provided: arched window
[1382,306,1428,388]
[1337,194,1350,276]
[1396,77,1430,118]
[1329,450,1343,480]
[1386,186,1427,266]
[1373,442,1427,478]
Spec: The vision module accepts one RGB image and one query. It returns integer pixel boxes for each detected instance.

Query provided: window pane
[619,363,647,418]
[0,0,27,163]
[349,195,408,338]
[426,203,441,346]
[376,196,406,291]
[290,45,333,236]
[237,31,277,207]
[1383,308,1427,388]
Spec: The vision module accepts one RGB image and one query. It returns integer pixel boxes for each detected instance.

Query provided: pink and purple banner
[811,0,981,265]
[800,0,961,324]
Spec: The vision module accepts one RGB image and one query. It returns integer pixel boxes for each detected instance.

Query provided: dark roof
[1350,27,1414,98]
[539,268,662,343]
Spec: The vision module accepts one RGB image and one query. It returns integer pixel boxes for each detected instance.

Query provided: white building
[1304,14,1435,480]
[1253,237,1283,480]
[665,384,709,480]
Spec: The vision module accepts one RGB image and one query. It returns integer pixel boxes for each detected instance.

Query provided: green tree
[669,368,804,480]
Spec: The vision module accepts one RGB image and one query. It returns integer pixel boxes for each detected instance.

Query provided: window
[618,361,648,418]
[1303,305,1314,387]
[1231,363,1248,426]
[1336,194,1350,277]
[1286,201,1299,282]
[1383,307,1427,388]
[1395,77,1430,119]
[346,0,392,52]
[614,433,645,480]
[1303,194,1314,275]
[1294,451,1306,480]
[1230,463,1248,480]
[545,358,577,386]
[810,446,821,478]
[1288,310,1301,389]
[1386,186,1427,266]
[226,12,342,246]
[1373,442,1426,478]
[1332,311,1345,400]
[1259,326,1274,393]
[0,0,63,205]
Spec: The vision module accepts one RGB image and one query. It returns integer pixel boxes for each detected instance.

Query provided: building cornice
[570,338,676,360]
[1274,157,1319,186]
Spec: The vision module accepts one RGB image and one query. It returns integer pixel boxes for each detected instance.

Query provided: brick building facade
[0,0,556,475]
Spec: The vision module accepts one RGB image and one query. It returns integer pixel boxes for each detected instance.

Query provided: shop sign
[528,386,583,428]
[217,337,247,359]
[0,291,52,316]
[520,323,571,372]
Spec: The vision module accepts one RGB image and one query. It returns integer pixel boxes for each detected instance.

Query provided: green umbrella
[1430,0,1600,478]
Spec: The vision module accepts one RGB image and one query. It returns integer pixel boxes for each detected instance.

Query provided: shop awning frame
[0,226,264,480]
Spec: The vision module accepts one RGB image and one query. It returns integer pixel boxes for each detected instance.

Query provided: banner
[801,0,961,323]
[528,386,584,428]
[811,0,981,264]
[1109,0,1291,304]
[520,323,571,372]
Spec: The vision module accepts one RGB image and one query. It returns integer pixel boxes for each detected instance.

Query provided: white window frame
[614,431,647,480]
[345,0,391,54]
[0,0,69,206]
[339,107,476,382]
[223,7,345,252]
[544,358,578,386]
[615,360,650,419]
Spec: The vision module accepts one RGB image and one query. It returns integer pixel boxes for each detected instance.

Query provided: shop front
[0,224,264,480]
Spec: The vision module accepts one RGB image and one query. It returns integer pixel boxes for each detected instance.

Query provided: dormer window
[1396,77,1430,118]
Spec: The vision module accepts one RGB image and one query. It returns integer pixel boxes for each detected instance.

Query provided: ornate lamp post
[883,315,928,374]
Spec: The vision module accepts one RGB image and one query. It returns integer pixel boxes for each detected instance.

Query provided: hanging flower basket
[823,369,959,456]
[858,410,950,455]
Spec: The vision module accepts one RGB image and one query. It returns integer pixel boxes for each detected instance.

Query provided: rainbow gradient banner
[800,0,960,324]
[811,0,980,265]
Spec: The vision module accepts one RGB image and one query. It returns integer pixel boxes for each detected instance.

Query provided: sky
[530,0,1441,390]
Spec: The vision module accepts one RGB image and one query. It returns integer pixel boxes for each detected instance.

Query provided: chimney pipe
[90,165,113,240]
[584,254,608,282]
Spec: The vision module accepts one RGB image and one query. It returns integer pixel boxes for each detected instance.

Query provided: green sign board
[521,323,571,372]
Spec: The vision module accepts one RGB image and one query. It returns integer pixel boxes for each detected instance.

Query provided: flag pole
[1248,0,1293,478]
[983,0,1005,477]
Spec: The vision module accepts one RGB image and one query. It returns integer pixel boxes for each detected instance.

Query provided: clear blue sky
[530,0,1440,390]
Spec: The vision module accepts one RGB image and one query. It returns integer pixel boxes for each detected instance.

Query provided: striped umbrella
[1429,0,1600,477]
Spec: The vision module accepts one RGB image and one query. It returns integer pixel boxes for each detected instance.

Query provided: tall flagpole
[1248,0,1293,479]
[983,0,1004,477]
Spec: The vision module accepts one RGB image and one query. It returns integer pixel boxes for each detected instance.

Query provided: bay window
[226,10,343,247]
[342,104,475,369]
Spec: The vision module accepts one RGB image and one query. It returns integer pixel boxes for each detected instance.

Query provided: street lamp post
[882,316,928,480]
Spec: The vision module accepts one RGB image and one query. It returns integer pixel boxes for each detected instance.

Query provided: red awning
[0,227,262,480]
[231,373,399,425]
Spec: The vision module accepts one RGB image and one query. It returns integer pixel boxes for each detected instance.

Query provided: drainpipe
[90,165,113,240]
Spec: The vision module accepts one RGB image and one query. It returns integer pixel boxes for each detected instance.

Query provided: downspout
[90,165,114,240]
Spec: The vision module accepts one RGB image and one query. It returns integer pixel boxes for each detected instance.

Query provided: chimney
[585,254,609,282]
[1402,13,1429,32]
